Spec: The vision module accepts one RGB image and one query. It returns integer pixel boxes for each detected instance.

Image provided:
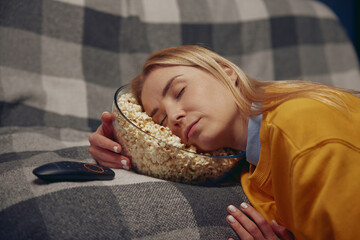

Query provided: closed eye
[176,87,185,99]
[160,115,167,126]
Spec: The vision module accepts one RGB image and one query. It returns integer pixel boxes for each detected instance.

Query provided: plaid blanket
[1,0,359,239]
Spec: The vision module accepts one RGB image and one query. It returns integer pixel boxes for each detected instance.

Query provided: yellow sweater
[241,93,360,240]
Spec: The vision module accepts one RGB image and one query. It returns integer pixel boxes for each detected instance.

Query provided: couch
[1,0,359,239]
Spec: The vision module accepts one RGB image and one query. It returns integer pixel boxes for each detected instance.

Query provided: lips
[185,119,200,142]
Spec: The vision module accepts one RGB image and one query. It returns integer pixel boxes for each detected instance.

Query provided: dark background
[318,0,360,60]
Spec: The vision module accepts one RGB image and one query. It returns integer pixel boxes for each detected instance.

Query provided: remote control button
[83,163,104,173]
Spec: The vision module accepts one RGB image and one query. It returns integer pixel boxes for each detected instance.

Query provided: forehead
[144,66,187,85]
[140,66,182,111]
[142,65,189,93]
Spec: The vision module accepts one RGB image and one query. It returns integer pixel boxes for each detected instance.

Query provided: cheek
[186,89,212,109]
[142,96,159,116]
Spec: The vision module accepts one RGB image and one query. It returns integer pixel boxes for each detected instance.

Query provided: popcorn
[112,88,244,184]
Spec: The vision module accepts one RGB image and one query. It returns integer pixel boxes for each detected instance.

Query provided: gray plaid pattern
[1,0,359,239]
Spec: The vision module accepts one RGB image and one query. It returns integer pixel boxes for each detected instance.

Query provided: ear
[223,66,239,87]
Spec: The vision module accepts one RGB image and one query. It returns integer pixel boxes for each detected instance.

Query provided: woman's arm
[88,112,131,170]
[289,143,360,239]
[226,202,293,240]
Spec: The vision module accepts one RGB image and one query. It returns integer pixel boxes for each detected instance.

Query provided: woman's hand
[88,112,131,170]
[226,202,293,240]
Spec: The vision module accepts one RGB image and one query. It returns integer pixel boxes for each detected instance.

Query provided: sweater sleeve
[290,141,360,240]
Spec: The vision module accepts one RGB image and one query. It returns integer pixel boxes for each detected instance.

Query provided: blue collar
[245,114,262,166]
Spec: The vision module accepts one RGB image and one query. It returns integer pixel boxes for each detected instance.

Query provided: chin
[193,133,225,153]
[194,142,219,153]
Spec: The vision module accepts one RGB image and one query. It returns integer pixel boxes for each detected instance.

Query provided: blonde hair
[131,45,359,117]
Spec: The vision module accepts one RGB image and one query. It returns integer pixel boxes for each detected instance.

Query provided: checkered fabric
[1,0,359,239]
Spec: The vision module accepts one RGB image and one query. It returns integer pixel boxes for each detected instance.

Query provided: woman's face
[141,66,248,152]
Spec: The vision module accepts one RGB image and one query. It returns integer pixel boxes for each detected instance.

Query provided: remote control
[33,161,115,182]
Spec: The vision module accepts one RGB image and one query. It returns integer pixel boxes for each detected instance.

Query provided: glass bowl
[112,84,245,185]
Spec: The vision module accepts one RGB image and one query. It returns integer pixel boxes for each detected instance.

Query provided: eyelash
[160,87,185,126]
[160,116,167,126]
[176,87,185,99]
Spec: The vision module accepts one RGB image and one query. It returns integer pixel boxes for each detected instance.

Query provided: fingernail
[102,111,109,116]
[272,220,279,226]
[228,205,237,213]
[121,160,129,170]
[113,146,119,153]
[228,215,236,223]
[240,202,248,209]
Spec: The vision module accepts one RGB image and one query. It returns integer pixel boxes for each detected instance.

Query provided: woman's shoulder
[264,97,332,123]
[262,94,360,148]
[267,92,360,120]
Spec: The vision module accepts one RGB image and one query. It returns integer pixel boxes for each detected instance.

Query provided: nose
[167,108,185,130]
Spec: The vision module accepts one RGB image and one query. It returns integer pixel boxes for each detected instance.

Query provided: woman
[89,46,360,239]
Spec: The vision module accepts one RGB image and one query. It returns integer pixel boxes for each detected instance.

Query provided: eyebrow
[149,74,183,118]
[162,74,183,97]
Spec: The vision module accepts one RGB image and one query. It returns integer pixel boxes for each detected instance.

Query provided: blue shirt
[245,114,262,166]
